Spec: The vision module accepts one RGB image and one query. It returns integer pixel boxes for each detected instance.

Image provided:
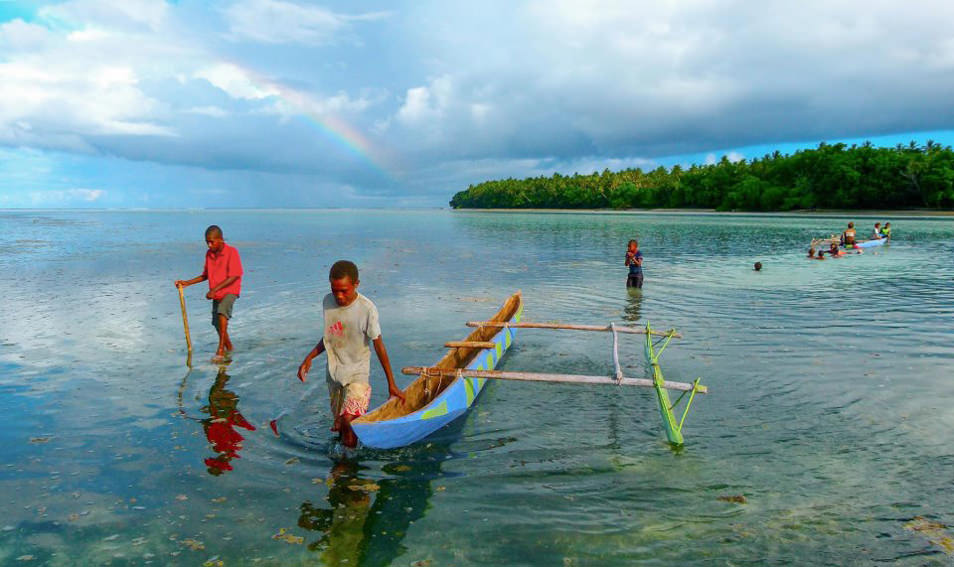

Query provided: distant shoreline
[451,207,954,219]
[2,207,953,219]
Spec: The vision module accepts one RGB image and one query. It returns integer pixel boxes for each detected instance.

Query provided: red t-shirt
[203,243,243,299]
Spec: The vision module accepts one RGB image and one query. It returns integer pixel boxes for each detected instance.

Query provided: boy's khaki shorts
[327,380,372,418]
[211,294,237,328]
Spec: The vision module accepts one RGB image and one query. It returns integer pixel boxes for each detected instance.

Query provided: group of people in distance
[175,225,404,449]
[807,221,892,259]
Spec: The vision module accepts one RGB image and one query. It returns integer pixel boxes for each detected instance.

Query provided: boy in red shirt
[175,225,243,361]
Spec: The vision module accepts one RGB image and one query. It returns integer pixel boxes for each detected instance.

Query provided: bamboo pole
[445,341,496,349]
[401,367,707,393]
[177,285,193,365]
[465,321,681,339]
[611,323,623,383]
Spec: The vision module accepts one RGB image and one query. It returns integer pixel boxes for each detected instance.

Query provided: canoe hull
[854,237,887,249]
[352,294,522,449]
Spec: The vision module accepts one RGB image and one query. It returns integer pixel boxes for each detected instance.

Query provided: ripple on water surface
[1,210,953,565]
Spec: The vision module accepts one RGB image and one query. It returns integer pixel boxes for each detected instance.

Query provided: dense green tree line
[449,141,954,211]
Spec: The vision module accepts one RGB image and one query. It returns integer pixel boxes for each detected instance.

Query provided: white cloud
[67,28,111,42]
[0,19,52,50]
[39,0,169,32]
[27,188,106,204]
[4,0,954,207]
[186,106,229,118]
[195,63,279,100]
[224,0,389,45]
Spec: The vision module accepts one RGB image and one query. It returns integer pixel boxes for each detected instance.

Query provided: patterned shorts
[327,380,372,417]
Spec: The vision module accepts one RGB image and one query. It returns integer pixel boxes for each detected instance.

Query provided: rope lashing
[611,322,623,385]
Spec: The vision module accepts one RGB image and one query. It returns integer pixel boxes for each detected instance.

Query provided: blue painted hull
[854,237,887,249]
[352,293,522,449]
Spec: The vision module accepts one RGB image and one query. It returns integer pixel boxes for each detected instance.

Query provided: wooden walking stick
[177,285,193,366]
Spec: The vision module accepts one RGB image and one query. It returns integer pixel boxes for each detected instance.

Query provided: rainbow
[224,63,394,178]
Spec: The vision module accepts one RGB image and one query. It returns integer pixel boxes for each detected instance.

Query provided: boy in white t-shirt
[297,260,405,447]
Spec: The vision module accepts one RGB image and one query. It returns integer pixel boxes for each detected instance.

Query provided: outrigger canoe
[811,235,888,250]
[854,237,888,249]
[351,292,523,449]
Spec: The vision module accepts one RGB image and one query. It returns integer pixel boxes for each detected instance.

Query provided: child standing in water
[625,239,643,289]
[296,260,405,448]
[175,225,243,361]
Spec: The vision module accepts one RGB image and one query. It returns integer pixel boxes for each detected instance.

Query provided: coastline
[451,207,954,219]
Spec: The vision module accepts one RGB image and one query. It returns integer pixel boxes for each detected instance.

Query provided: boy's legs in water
[211,295,236,358]
[215,314,233,357]
[329,382,371,448]
[338,413,359,448]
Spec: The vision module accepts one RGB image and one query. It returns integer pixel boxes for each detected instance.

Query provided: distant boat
[351,292,522,449]
[810,235,889,251]
[853,237,888,249]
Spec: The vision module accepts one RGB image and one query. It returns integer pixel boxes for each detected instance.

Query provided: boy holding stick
[174,225,243,361]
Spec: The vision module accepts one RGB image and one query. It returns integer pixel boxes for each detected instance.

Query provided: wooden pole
[611,323,623,383]
[465,321,681,339]
[177,285,193,365]
[445,341,497,349]
[401,367,706,393]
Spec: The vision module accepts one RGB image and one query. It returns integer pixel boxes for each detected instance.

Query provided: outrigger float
[351,291,707,449]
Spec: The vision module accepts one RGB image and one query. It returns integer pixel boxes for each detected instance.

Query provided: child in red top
[175,225,243,361]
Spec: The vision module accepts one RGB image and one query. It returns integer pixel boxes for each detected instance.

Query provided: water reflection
[200,366,256,475]
[623,288,643,323]
[297,450,447,566]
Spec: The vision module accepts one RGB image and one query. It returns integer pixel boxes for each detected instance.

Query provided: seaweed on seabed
[904,516,954,555]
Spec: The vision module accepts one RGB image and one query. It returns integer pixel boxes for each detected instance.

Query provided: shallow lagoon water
[1,209,953,565]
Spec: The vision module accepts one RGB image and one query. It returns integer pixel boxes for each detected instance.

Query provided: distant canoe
[351,292,523,449]
[810,236,889,250]
[854,237,888,249]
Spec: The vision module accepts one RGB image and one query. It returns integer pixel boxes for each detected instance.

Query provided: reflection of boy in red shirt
[175,225,243,361]
[202,368,255,475]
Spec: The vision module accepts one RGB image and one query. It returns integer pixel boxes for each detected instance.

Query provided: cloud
[383,0,954,163]
[186,106,229,118]
[27,188,106,205]
[4,0,954,207]
[195,63,279,100]
[39,0,169,32]
[223,0,390,45]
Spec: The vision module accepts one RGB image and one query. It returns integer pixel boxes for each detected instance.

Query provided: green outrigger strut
[644,322,703,446]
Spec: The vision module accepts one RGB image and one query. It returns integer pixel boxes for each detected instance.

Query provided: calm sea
[1,210,953,566]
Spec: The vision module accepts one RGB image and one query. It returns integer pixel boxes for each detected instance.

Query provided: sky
[2,0,954,208]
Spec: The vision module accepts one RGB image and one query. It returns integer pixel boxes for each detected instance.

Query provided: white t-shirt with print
[322,293,382,386]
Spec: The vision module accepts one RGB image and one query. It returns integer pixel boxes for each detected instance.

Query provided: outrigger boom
[401,367,706,393]
[466,320,682,338]
[425,319,706,447]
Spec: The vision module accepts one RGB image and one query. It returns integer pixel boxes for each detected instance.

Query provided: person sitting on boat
[624,239,643,289]
[840,222,857,247]
[882,222,892,239]
[872,222,885,239]
[297,260,406,448]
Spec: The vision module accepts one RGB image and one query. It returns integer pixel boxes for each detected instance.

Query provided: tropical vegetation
[449,141,954,211]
